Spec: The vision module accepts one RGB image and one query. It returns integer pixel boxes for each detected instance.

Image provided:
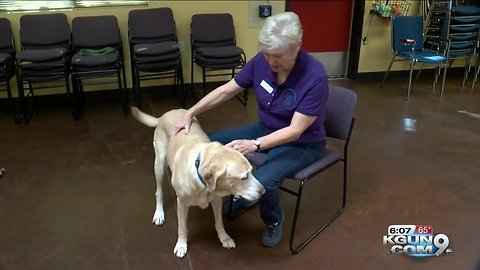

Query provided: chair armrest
[395,38,417,54]
[426,37,450,54]
[400,38,416,44]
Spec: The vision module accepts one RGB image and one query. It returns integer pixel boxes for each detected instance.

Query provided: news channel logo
[383,225,452,257]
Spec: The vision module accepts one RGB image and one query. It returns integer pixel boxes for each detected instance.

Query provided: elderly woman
[172,12,328,247]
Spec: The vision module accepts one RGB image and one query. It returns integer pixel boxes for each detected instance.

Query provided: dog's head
[199,142,265,200]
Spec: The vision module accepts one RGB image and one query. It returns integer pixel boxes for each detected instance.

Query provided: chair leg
[64,73,80,121]
[70,74,81,120]
[117,67,128,116]
[134,68,142,109]
[202,67,207,97]
[175,65,186,108]
[406,62,414,101]
[19,79,35,125]
[414,63,424,83]
[472,60,480,89]
[284,173,347,254]
[440,64,448,98]
[380,54,397,88]
[462,58,470,88]
[191,56,197,101]
[5,76,22,124]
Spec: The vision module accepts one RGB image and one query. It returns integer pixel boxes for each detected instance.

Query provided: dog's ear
[200,143,227,192]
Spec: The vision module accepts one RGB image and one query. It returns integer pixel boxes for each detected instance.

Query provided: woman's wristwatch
[252,139,261,151]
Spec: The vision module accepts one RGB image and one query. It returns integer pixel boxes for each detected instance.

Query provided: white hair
[258,12,303,52]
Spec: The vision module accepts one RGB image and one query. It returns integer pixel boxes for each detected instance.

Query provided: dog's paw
[173,242,188,258]
[0,168,5,177]
[220,236,236,249]
[152,211,165,226]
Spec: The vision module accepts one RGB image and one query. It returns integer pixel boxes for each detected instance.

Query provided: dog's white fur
[131,107,265,258]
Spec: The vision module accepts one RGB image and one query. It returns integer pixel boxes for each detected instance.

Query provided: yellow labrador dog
[131,107,265,258]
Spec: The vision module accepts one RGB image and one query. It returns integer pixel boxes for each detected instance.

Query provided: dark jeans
[209,122,325,225]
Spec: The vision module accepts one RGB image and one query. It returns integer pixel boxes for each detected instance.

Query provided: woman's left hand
[226,139,256,155]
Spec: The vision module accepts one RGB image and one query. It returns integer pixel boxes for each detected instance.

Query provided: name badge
[260,80,273,94]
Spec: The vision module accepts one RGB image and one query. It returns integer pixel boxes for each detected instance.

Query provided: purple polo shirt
[234,48,328,144]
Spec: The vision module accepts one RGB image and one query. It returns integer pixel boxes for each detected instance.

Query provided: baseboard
[356,66,469,81]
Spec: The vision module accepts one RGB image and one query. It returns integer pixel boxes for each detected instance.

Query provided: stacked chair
[70,15,128,117]
[128,7,185,108]
[0,18,21,124]
[443,5,480,88]
[424,1,480,91]
[16,13,75,123]
[190,13,247,105]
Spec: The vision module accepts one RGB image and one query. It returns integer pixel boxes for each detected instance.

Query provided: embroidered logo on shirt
[283,88,296,109]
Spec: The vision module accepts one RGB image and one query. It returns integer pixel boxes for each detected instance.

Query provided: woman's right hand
[171,113,193,136]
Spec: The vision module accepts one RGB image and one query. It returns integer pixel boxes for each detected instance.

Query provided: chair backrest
[72,15,120,49]
[0,18,14,53]
[19,13,70,50]
[128,7,177,45]
[191,13,236,48]
[391,16,423,53]
[325,85,357,140]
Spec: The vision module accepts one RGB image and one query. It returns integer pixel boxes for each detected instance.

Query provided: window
[0,0,148,13]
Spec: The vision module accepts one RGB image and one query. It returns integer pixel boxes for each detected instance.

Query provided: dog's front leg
[152,143,166,225]
[211,197,236,249]
[174,198,189,258]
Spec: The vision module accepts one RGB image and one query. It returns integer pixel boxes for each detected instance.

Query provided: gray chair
[236,84,357,254]
[16,13,74,123]
[128,7,185,108]
[71,15,127,117]
[0,18,21,124]
[190,13,247,105]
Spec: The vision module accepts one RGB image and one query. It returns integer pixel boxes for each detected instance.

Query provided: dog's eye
[240,173,249,181]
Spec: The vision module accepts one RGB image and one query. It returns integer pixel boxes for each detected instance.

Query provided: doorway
[287,1,355,78]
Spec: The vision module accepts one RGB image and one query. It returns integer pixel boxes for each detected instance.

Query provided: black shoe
[222,196,257,215]
[261,209,284,247]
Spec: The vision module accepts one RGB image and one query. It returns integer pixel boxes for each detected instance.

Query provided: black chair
[190,13,247,105]
[230,84,357,254]
[381,16,449,100]
[0,18,21,124]
[70,15,127,116]
[128,7,185,108]
[16,13,74,123]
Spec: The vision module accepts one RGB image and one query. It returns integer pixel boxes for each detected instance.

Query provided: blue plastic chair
[381,16,449,100]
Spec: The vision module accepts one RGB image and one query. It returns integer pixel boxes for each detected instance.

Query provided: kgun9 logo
[383,225,452,257]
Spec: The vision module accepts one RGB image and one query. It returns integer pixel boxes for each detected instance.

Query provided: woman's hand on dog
[171,113,193,136]
[226,140,256,155]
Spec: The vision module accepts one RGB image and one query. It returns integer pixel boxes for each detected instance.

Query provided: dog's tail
[130,106,160,127]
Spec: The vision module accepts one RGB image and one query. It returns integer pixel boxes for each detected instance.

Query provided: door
[288,0,353,77]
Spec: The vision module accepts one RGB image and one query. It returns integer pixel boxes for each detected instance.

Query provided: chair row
[0,8,247,124]
[0,14,127,124]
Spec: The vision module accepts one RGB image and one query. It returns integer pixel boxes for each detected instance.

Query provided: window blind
[0,0,148,13]
[75,1,148,8]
